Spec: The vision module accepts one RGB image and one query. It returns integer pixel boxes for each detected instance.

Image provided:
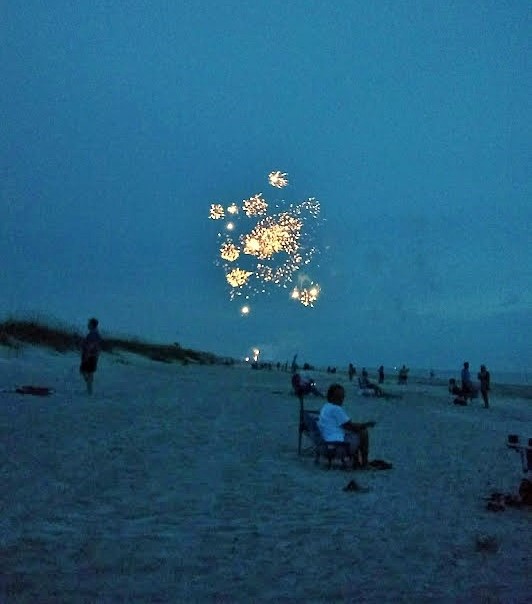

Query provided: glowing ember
[220,242,240,262]
[226,268,253,287]
[292,283,320,307]
[209,204,225,220]
[243,194,268,217]
[268,170,289,188]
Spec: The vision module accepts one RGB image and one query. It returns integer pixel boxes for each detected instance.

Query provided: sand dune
[1,346,530,603]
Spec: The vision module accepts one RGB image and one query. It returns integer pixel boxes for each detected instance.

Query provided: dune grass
[0,317,220,364]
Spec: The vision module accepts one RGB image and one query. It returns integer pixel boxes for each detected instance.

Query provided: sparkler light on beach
[208,170,321,310]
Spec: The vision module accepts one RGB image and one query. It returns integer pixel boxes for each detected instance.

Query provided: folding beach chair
[507,434,532,474]
[297,397,353,469]
[357,377,376,397]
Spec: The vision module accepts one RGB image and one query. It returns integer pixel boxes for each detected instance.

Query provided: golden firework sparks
[226,268,253,287]
[268,170,289,188]
[243,194,268,217]
[293,284,320,307]
[220,242,240,262]
[296,198,320,219]
[209,173,321,306]
[241,213,303,260]
[209,204,225,220]
[257,261,301,284]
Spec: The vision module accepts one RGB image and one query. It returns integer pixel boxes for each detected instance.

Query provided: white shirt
[318,402,350,442]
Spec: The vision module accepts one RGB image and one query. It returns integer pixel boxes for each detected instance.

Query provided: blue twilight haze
[1,2,530,372]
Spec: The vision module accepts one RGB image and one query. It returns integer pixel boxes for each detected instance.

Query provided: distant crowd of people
[79,317,492,414]
[291,356,492,411]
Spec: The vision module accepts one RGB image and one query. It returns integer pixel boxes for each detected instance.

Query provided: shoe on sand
[367,459,393,470]
[343,479,370,493]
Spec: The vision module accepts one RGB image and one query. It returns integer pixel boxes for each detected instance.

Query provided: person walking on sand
[80,318,102,395]
[378,365,385,384]
[478,364,491,408]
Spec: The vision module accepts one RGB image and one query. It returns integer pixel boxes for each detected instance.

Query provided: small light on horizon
[240,305,250,316]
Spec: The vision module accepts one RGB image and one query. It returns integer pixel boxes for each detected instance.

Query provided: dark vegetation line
[0,317,221,365]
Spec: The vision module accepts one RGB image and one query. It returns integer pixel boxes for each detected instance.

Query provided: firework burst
[243,194,268,217]
[209,204,225,220]
[268,171,289,188]
[209,171,321,309]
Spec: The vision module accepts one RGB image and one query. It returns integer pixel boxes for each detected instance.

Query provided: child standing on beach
[80,318,102,395]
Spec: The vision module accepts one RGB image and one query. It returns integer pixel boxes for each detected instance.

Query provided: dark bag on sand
[15,386,54,396]
[519,479,532,505]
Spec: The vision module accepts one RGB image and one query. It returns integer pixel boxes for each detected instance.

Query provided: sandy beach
[1,346,531,603]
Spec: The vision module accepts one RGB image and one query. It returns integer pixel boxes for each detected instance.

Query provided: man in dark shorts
[80,318,102,394]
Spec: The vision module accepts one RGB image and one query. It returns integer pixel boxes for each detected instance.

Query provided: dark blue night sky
[2,2,530,371]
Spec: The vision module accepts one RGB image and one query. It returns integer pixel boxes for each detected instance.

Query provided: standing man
[478,364,491,408]
[80,318,102,395]
[461,361,473,401]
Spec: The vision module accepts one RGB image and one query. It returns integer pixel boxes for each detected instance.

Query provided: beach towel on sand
[1,385,55,396]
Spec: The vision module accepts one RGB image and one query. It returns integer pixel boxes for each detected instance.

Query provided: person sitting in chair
[318,383,376,468]
[291,370,323,402]
[360,368,383,396]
